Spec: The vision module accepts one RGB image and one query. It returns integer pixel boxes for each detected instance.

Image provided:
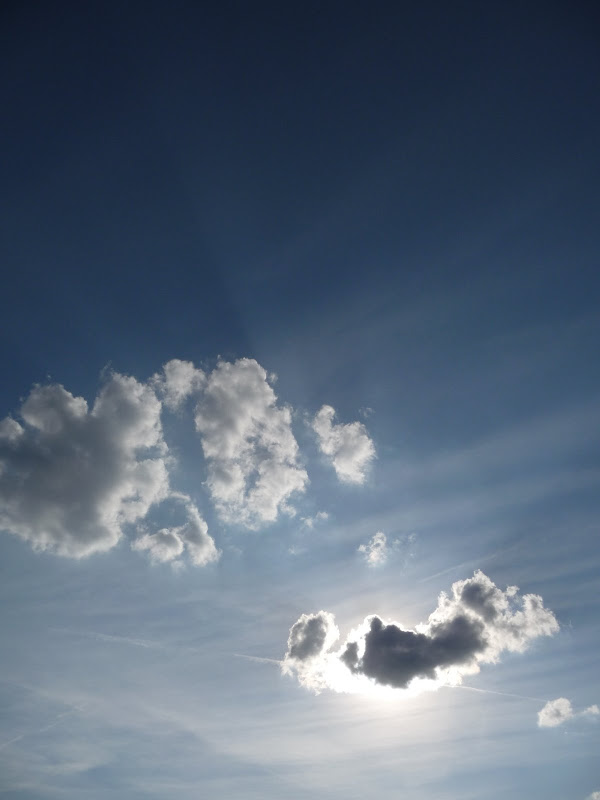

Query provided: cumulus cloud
[283,570,559,695]
[358,531,388,566]
[587,793,600,800]
[132,499,219,567]
[0,374,171,558]
[194,358,308,527]
[358,531,418,567]
[538,698,599,728]
[152,359,206,410]
[0,373,218,566]
[311,405,375,484]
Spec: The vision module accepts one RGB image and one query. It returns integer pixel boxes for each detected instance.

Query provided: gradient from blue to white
[1,3,599,798]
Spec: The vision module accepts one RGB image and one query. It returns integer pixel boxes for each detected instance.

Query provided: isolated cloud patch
[152,359,206,410]
[358,531,389,566]
[538,698,599,728]
[0,374,170,558]
[358,531,418,567]
[194,359,308,527]
[132,498,219,567]
[283,570,558,695]
[312,405,374,484]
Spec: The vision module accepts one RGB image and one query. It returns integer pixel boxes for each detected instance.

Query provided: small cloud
[358,531,388,566]
[194,359,308,528]
[301,511,329,529]
[538,698,599,728]
[152,359,206,410]
[311,405,375,484]
[537,697,574,728]
[358,531,417,567]
[132,499,219,568]
[586,792,600,800]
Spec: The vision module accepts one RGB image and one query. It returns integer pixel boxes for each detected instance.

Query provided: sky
[1,2,599,798]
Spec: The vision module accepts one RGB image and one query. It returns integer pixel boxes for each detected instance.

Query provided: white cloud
[301,511,329,529]
[132,499,219,567]
[0,374,171,558]
[358,531,388,566]
[194,358,308,527]
[538,698,600,728]
[537,697,574,728]
[587,792,600,800]
[283,570,559,696]
[152,359,206,410]
[358,531,418,567]
[311,405,375,484]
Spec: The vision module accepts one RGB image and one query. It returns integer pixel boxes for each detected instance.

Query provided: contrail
[233,653,283,665]
[447,684,544,702]
[0,706,85,752]
[50,627,161,649]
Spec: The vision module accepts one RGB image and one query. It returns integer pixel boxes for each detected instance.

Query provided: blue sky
[1,3,599,798]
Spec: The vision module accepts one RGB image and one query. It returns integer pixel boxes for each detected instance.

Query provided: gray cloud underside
[283,570,559,693]
[0,372,217,565]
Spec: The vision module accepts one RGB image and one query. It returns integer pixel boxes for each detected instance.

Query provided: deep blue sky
[1,4,600,799]
[3,2,599,390]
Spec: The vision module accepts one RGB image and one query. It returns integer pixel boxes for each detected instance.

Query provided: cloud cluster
[311,405,375,484]
[0,374,171,558]
[283,570,559,695]
[0,356,376,560]
[0,372,218,566]
[537,697,599,728]
[194,359,308,527]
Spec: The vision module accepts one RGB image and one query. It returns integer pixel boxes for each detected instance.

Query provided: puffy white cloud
[537,697,574,728]
[538,698,599,728]
[358,531,418,567]
[587,792,600,800]
[283,570,559,695]
[194,359,308,527]
[152,359,206,410]
[132,527,185,563]
[0,374,171,558]
[358,531,388,566]
[132,499,219,567]
[311,405,375,484]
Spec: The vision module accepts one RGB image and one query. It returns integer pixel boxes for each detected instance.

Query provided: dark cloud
[283,571,559,694]
[288,613,333,662]
[342,613,487,688]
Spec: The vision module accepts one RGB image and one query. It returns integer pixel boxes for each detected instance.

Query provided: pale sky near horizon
[1,3,599,798]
